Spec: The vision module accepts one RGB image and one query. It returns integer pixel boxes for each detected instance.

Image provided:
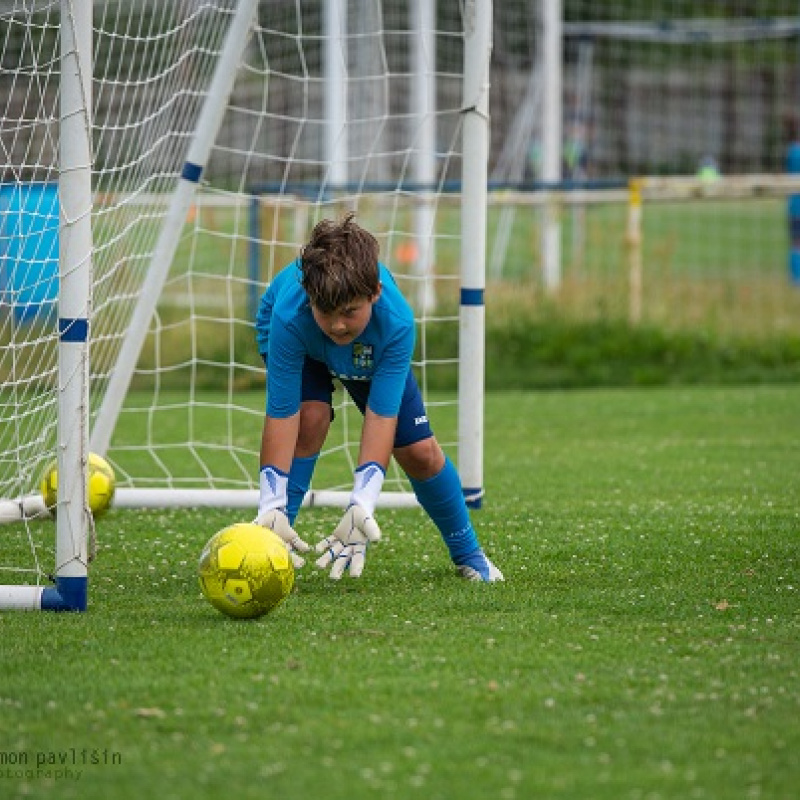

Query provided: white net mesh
[1,0,473,563]
[87,1,467,498]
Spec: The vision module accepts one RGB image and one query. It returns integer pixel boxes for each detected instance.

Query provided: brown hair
[300,213,380,312]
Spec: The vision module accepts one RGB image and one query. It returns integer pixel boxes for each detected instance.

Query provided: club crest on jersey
[352,343,374,370]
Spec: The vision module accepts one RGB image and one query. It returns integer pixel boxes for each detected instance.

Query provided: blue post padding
[58,317,89,342]
[463,488,483,510]
[460,287,484,306]
[181,161,203,183]
[41,576,87,612]
[0,182,59,323]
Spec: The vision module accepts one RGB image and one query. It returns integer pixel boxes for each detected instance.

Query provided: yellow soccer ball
[198,523,294,620]
[40,452,116,519]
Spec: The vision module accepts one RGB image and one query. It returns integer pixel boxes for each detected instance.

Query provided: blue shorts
[300,357,433,448]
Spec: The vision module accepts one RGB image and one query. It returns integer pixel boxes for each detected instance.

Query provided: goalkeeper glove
[254,465,310,568]
[315,462,384,579]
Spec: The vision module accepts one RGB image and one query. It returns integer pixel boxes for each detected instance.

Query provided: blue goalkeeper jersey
[255,260,415,419]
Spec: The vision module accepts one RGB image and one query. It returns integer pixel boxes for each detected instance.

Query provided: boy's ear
[372,282,383,302]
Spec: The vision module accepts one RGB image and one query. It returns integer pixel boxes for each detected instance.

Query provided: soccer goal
[0,1,491,609]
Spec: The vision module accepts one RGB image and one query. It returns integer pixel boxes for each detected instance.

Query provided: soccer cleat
[454,550,504,582]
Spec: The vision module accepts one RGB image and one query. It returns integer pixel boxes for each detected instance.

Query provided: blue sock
[286,453,319,524]
[409,457,481,564]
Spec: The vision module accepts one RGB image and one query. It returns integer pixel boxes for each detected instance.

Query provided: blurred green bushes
[130,307,800,392]
[416,311,800,390]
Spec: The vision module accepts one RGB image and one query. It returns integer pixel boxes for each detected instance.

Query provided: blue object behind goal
[0,182,59,323]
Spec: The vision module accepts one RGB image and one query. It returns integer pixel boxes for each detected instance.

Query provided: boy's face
[311,287,381,346]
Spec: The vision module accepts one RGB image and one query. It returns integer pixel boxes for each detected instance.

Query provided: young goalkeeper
[254,213,502,582]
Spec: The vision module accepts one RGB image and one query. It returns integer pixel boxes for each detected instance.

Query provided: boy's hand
[315,504,382,579]
[314,461,385,579]
[255,465,310,568]
[255,507,310,569]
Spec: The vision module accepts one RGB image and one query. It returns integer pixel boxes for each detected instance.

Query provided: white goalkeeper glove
[315,462,384,579]
[254,465,310,569]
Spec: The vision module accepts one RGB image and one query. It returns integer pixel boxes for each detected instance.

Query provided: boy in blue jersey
[254,214,502,582]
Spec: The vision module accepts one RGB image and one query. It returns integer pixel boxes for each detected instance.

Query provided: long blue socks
[409,457,481,564]
[286,453,319,524]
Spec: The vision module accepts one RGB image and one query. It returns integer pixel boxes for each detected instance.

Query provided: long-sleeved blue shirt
[255,260,415,419]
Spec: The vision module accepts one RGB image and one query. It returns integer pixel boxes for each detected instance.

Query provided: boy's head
[300,213,380,314]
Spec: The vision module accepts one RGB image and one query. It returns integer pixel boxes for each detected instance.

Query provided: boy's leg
[403,448,503,582]
[346,371,502,582]
[285,360,334,524]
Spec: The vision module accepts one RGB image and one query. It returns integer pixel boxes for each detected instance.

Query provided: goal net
[0,0,491,608]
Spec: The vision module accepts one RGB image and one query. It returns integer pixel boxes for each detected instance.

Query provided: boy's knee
[297,401,331,455]
[394,436,444,481]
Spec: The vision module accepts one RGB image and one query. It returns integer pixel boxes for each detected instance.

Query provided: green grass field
[1,386,798,800]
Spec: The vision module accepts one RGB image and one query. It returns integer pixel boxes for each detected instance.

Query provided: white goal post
[0,1,491,609]
[0,0,93,610]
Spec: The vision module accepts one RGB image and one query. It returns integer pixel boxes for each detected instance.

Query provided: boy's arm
[255,411,311,566]
[260,411,301,473]
[357,409,397,471]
